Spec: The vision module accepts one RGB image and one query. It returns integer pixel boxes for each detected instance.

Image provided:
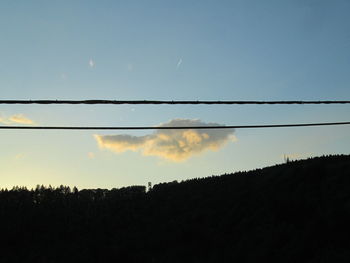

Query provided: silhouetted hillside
[0,155,349,262]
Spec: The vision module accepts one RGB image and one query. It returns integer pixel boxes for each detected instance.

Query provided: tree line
[0,154,349,262]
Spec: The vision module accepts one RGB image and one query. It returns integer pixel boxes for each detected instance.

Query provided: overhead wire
[1,99,349,130]
[0,99,350,105]
[0,121,350,130]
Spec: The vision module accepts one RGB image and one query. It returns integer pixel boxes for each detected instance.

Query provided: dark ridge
[1,154,350,262]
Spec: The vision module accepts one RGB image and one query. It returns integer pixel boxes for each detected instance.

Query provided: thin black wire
[1,121,349,130]
[0,100,350,105]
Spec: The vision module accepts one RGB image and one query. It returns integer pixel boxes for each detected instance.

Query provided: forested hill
[1,155,350,262]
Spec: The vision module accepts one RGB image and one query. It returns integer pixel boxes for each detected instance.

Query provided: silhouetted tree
[0,155,349,262]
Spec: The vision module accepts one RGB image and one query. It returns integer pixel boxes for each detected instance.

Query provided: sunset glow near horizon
[0,1,349,189]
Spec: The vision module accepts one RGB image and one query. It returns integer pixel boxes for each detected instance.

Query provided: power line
[0,100,350,105]
[1,121,349,130]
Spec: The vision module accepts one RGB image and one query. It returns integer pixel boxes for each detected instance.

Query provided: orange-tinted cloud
[9,114,34,125]
[87,152,95,159]
[0,114,35,125]
[94,119,235,161]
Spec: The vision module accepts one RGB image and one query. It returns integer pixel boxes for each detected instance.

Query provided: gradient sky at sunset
[1,0,349,189]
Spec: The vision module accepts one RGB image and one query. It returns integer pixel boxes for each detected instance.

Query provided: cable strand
[0,100,350,105]
[0,121,349,130]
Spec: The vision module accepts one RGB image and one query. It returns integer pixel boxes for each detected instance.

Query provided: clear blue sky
[0,0,349,189]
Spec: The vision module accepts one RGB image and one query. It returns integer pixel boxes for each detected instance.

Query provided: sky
[0,0,349,189]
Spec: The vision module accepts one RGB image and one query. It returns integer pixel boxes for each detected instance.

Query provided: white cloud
[176,58,182,69]
[94,119,235,162]
[89,59,95,68]
[0,113,35,125]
